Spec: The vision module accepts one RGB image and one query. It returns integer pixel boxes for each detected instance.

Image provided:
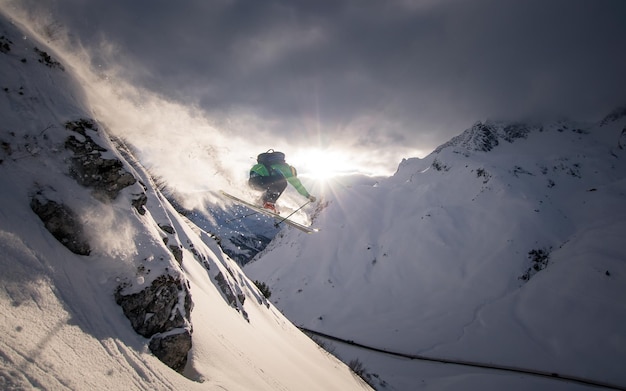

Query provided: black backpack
[257,149,285,165]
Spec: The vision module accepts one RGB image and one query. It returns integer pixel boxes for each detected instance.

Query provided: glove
[308,195,317,202]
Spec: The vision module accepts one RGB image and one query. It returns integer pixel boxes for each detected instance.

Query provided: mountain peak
[434,120,538,153]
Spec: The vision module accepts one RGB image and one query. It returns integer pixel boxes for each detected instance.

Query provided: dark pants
[248,174,287,203]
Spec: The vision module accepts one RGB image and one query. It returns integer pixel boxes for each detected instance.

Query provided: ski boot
[263,201,278,214]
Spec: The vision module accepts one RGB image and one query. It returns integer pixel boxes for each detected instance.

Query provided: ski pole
[274,200,311,228]
[226,211,259,224]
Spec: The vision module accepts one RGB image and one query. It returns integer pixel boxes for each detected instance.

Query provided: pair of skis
[220,191,319,234]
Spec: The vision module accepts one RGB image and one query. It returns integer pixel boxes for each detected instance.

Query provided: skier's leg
[248,175,265,191]
[264,176,287,203]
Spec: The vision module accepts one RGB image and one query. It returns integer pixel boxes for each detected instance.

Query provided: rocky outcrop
[215,271,238,307]
[61,118,194,372]
[435,121,535,153]
[0,34,12,53]
[30,194,90,255]
[25,117,193,372]
[115,274,192,337]
[115,274,193,372]
[149,331,192,373]
[64,119,141,207]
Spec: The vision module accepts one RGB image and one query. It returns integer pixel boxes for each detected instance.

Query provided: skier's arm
[275,164,312,198]
[286,176,311,198]
[250,163,269,176]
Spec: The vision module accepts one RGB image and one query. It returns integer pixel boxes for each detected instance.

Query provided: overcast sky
[6,0,626,177]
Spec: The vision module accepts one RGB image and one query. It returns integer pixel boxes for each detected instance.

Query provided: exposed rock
[162,236,183,264]
[69,152,136,199]
[431,158,450,172]
[64,119,139,201]
[435,122,498,153]
[214,271,237,306]
[115,273,193,372]
[115,274,192,337]
[0,35,13,53]
[64,118,96,135]
[519,248,551,281]
[435,121,536,153]
[501,123,532,142]
[471,122,500,152]
[131,192,148,215]
[34,47,64,71]
[159,224,176,234]
[149,330,192,373]
[169,245,184,265]
[30,195,90,255]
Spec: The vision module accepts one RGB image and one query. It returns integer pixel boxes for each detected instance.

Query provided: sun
[295,148,349,181]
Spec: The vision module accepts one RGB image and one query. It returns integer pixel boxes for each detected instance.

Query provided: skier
[249,150,316,213]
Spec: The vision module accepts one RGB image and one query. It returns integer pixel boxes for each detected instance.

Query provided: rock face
[115,274,193,373]
[435,120,535,153]
[27,116,193,372]
[64,119,139,204]
[62,118,194,372]
[149,332,193,373]
[30,195,91,255]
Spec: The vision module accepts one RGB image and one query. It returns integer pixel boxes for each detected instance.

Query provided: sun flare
[294,148,350,181]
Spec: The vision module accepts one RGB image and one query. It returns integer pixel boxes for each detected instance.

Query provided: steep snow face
[245,117,626,390]
[0,12,370,390]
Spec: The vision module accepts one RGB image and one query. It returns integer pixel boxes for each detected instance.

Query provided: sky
[3,0,626,180]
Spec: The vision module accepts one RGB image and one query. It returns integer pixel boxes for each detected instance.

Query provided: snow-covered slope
[0,12,370,391]
[245,116,626,389]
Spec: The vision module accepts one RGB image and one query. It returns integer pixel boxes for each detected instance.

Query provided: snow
[2,5,626,390]
[245,120,626,389]
[0,12,369,391]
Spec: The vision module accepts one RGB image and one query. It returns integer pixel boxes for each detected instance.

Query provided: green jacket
[250,163,311,198]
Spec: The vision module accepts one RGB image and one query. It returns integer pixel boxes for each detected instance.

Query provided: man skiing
[248,149,316,213]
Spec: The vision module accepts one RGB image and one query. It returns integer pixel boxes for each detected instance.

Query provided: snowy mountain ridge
[433,120,540,153]
[245,109,626,389]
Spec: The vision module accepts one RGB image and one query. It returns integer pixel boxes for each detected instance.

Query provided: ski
[220,191,319,234]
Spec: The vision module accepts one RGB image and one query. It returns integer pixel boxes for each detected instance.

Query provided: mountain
[245,115,626,389]
[4,4,625,390]
[0,12,370,391]
[146,184,279,266]
[183,200,280,266]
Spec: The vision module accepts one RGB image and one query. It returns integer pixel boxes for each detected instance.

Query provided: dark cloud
[8,0,626,164]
